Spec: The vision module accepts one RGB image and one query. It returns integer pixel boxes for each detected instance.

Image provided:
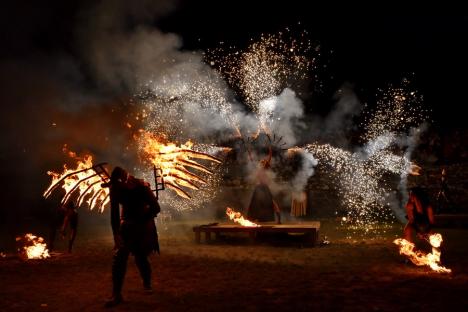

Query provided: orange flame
[16,233,50,259]
[138,131,221,199]
[408,163,422,176]
[226,207,260,227]
[44,151,109,212]
[393,233,451,273]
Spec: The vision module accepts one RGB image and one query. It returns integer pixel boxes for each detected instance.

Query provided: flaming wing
[43,155,111,212]
[139,131,222,199]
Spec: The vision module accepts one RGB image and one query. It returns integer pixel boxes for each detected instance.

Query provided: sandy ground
[1,219,467,312]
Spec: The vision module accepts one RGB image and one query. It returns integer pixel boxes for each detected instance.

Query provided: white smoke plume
[393,124,428,223]
[258,88,306,147]
[76,0,191,93]
[322,85,362,147]
[290,149,318,193]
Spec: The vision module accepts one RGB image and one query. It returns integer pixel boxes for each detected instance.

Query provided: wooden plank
[193,222,320,246]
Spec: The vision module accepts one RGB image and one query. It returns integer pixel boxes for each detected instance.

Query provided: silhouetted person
[61,201,78,253]
[404,187,435,243]
[436,168,454,213]
[104,166,160,307]
[48,204,66,252]
[246,148,281,224]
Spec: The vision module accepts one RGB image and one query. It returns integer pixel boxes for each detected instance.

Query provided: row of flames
[393,233,451,273]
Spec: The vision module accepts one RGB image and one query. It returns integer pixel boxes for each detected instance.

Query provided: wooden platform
[193,222,320,246]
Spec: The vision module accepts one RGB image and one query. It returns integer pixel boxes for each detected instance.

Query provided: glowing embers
[394,233,451,273]
[43,150,110,212]
[138,130,221,199]
[16,233,50,260]
[226,207,260,227]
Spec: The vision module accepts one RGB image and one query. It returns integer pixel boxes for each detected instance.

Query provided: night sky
[0,1,467,227]
[2,2,467,125]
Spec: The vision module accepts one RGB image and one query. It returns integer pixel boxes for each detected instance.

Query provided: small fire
[138,131,221,199]
[393,233,451,273]
[44,149,109,212]
[16,233,50,260]
[226,207,260,227]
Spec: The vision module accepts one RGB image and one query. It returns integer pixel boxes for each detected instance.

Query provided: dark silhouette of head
[102,166,129,188]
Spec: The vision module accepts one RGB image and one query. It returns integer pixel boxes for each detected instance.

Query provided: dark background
[2,1,467,126]
[0,1,467,231]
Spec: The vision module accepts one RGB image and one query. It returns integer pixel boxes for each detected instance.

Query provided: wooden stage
[193,222,320,246]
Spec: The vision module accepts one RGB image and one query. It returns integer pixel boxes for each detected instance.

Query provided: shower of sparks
[206,30,315,113]
[74,31,435,228]
[130,31,315,212]
[139,66,238,139]
[361,80,429,142]
[303,84,429,228]
[303,143,390,226]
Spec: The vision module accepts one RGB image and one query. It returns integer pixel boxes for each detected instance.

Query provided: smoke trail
[322,85,362,147]
[258,88,306,147]
[76,0,180,92]
[290,149,318,193]
[393,124,428,223]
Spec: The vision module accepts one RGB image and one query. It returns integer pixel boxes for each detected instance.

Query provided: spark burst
[304,83,429,228]
[121,31,429,229]
[206,30,314,113]
[133,30,315,212]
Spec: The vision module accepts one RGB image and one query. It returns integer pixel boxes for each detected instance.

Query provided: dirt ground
[1,219,467,312]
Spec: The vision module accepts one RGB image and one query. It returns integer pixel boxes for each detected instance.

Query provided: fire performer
[48,204,66,252]
[404,187,435,243]
[103,166,160,307]
[246,148,281,223]
[436,168,454,213]
[60,201,78,253]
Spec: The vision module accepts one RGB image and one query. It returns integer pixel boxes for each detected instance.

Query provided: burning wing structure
[139,131,222,199]
[43,155,110,212]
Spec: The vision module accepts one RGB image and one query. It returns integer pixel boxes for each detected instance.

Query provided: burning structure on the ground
[16,233,50,260]
[394,233,451,273]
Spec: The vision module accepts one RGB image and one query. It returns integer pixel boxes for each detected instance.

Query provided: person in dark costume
[48,204,66,252]
[436,168,454,213]
[60,201,78,253]
[104,166,160,307]
[246,148,281,223]
[404,187,435,243]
